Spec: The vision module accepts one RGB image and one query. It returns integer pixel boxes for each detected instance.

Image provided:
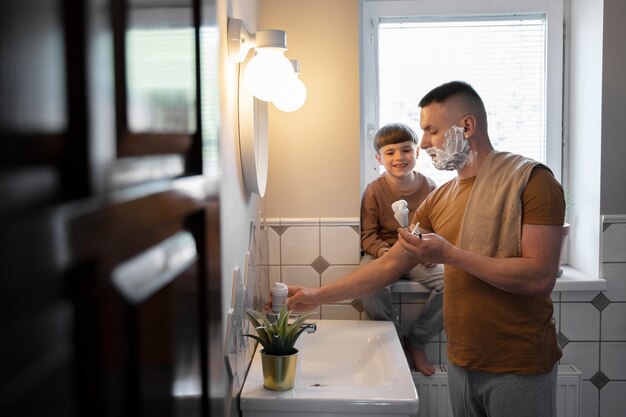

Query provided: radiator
[412,366,453,417]
[412,364,581,417]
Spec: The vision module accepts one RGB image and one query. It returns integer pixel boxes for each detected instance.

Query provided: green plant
[244,307,314,356]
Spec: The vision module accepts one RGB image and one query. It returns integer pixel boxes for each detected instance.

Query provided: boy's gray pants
[356,254,444,350]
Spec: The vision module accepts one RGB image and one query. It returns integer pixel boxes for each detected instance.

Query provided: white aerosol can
[271,282,289,314]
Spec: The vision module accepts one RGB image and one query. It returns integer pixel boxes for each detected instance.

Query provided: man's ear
[462,115,477,138]
[375,152,383,165]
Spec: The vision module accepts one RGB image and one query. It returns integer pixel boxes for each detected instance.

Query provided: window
[126,28,197,133]
[360,0,564,189]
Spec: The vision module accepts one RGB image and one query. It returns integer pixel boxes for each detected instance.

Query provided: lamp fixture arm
[227,18,255,63]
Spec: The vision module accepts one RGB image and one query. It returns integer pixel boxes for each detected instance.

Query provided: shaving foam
[425,125,474,171]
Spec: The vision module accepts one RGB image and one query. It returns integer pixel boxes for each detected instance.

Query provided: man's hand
[285,285,320,313]
[397,227,454,265]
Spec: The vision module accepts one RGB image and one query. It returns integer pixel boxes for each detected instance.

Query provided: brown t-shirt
[414,167,565,374]
[361,171,437,258]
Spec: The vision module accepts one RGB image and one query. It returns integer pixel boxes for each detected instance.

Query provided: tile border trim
[263,217,360,227]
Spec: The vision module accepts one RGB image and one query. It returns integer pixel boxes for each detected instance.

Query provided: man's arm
[286,242,421,312]
[397,223,562,297]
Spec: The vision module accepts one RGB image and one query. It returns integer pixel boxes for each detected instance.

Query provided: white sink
[240,319,419,417]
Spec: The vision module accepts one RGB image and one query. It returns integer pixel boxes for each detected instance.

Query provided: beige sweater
[360,171,436,258]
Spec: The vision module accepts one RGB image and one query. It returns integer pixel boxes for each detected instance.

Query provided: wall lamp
[227,17,307,112]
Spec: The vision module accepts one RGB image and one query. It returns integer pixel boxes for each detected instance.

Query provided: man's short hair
[419,80,482,108]
[418,81,488,126]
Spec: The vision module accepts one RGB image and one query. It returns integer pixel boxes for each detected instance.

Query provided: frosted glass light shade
[244,49,295,102]
[272,76,307,112]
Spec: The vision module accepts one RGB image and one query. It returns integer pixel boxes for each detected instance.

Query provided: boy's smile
[376,141,419,178]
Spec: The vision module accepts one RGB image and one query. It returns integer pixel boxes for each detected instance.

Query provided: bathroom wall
[218,0,264,414]
[219,0,263,342]
[565,3,626,413]
[600,0,626,214]
[261,0,361,218]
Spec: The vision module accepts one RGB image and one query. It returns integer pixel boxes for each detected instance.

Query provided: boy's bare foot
[405,343,435,376]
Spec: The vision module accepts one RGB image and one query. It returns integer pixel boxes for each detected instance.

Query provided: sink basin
[240,319,419,416]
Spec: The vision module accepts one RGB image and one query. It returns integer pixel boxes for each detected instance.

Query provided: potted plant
[244,307,314,391]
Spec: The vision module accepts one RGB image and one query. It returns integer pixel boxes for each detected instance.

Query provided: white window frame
[359,0,564,192]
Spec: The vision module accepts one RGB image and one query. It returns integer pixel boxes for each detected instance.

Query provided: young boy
[358,122,444,376]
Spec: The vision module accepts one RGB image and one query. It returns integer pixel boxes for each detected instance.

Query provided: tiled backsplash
[229,215,626,417]
[266,217,362,319]
[561,215,626,417]
[265,217,447,368]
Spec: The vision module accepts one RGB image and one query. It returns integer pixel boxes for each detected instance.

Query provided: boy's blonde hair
[374,123,419,153]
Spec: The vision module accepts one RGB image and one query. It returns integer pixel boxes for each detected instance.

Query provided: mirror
[237,56,268,197]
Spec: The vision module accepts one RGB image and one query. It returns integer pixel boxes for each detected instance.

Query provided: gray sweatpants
[447,362,558,417]
[356,254,444,350]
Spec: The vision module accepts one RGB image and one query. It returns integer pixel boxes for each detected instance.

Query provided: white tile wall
[281,265,319,288]
[602,223,626,263]
[320,265,359,303]
[562,303,601,340]
[553,301,561,330]
[601,303,626,340]
[561,342,600,379]
[581,382,599,417]
[265,218,362,320]
[600,381,626,417]
[303,308,322,320]
[227,266,249,398]
[269,265,280,287]
[281,226,320,265]
[267,227,280,266]
[603,263,626,302]
[561,290,602,302]
[600,342,626,380]
[320,304,361,320]
[596,216,626,417]
[320,225,360,264]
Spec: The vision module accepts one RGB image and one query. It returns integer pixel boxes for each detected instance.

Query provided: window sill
[390,265,606,294]
[553,265,606,292]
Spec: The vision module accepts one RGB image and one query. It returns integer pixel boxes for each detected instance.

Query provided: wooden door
[0,0,223,415]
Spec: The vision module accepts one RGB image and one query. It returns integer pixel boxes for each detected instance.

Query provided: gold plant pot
[260,349,298,391]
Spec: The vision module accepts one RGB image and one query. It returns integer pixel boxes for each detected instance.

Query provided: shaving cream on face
[425,125,474,171]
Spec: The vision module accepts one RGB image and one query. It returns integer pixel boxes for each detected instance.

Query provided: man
[287,81,565,417]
